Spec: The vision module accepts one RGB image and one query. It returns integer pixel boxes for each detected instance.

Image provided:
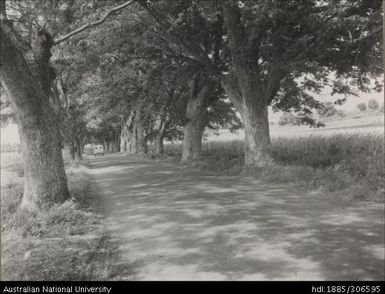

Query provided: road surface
[88,153,384,281]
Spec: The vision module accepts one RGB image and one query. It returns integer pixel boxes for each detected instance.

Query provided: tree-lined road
[88,153,384,281]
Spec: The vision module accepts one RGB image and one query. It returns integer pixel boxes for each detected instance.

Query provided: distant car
[93,145,104,156]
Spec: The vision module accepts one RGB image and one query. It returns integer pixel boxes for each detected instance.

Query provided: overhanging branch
[54,0,136,45]
[138,0,219,76]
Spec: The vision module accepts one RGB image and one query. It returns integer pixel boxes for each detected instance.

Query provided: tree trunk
[0,19,69,209]
[68,143,76,161]
[222,74,272,168]
[114,131,120,152]
[154,133,165,156]
[17,120,69,209]
[219,2,273,168]
[182,119,206,162]
[153,117,169,157]
[134,110,147,155]
[120,111,147,154]
[75,138,82,161]
[120,127,128,152]
[239,102,271,167]
[181,75,211,162]
[67,138,82,162]
[127,125,137,153]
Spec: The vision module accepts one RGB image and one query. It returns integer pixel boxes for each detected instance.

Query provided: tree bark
[220,2,273,168]
[66,137,82,162]
[75,137,82,160]
[222,73,272,168]
[154,134,164,155]
[68,143,76,161]
[32,29,55,96]
[120,114,134,152]
[120,127,128,152]
[238,100,271,167]
[113,130,120,152]
[120,111,147,154]
[0,24,70,209]
[134,110,147,155]
[181,75,211,162]
[153,117,169,157]
[181,118,206,162]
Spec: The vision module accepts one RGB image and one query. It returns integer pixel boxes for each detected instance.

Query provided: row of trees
[0,0,383,209]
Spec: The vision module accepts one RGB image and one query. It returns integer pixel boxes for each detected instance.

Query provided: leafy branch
[54,0,136,45]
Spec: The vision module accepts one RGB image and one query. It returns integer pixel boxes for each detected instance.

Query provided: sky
[1,90,384,144]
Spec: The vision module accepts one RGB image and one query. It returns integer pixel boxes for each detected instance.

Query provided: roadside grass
[0,156,111,280]
[164,133,384,202]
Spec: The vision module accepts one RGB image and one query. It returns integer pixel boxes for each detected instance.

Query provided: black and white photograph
[0,0,384,284]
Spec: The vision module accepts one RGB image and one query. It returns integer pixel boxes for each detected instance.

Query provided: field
[205,109,384,141]
[164,131,384,202]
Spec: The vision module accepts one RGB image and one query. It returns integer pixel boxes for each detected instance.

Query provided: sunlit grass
[164,133,385,201]
[0,159,105,280]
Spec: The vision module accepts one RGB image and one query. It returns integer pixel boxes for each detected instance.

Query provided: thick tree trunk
[152,114,170,157]
[181,75,211,162]
[67,138,82,162]
[17,119,69,209]
[222,74,272,168]
[114,131,120,152]
[181,118,206,162]
[121,115,135,153]
[154,134,165,156]
[239,101,271,167]
[75,138,82,160]
[127,133,137,153]
[68,143,76,161]
[120,127,128,152]
[219,3,274,168]
[120,111,147,154]
[135,110,147,155]
[0,20,69,209]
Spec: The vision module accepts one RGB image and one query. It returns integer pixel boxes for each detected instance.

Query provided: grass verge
[163,134,384,202]
[1,158,110,280]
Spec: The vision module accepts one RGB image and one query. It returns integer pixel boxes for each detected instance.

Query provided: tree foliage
[139,0,383,119]
[1,0,382,168]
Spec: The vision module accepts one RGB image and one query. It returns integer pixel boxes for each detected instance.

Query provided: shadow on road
[88,153,384,281]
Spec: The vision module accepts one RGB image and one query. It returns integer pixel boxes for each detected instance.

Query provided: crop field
[165,132,384,202]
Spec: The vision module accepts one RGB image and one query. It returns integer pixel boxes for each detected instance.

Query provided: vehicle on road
[93,145,104,156]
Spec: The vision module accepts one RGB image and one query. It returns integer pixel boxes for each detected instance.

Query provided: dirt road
[88,153,384,281]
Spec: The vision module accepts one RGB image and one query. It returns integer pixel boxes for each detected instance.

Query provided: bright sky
[1,90,383,144]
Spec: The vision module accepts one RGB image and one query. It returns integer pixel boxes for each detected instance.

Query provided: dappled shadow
[88,153,385,280]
